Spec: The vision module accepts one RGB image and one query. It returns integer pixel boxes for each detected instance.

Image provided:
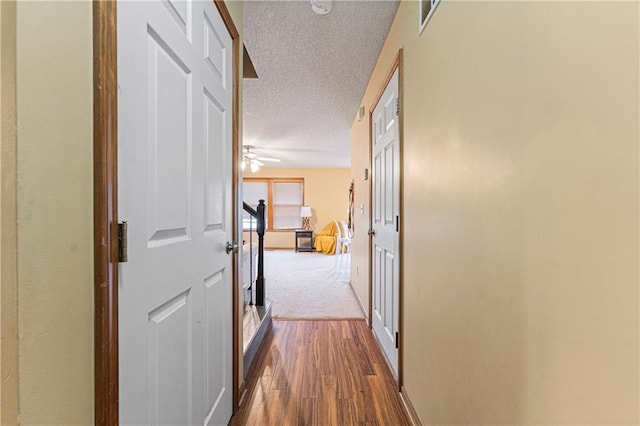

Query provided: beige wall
[14,1,94,424]
[1,1,19,423]
[225,0,242,35]
[243,168,351,248]
[352,1,639,424]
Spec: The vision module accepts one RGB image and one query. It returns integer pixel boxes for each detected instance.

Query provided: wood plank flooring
[230,320,411,426]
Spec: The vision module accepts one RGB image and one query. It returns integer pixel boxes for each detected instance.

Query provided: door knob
[225,241,239,254]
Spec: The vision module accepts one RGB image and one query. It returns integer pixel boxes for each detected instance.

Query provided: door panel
[147,27,192,245]
[148,290,191,425]
[204,90,226,232]
[164,0,189,33]
[371,68,400,377]
[204,13,226,82]
[384,144,394,224]
[375,155,382,222]
[384,251,395,336]
[203,270,229,425]
[118,1,234,424]
[375,246,383,314]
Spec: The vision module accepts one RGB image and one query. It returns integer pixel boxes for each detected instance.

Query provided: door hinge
[396,215,399,232]
[118,221,128,263]
[395,331,399,349]
[395,97,400,116]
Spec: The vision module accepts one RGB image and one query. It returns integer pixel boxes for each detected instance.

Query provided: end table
[295,230,314,252]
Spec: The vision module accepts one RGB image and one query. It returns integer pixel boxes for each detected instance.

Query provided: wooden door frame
[368,49,404,390]
[93,1,242,423]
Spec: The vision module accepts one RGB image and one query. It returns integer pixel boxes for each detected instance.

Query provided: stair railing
[242,199,265,306]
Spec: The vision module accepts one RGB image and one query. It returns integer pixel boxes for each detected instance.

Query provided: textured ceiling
[243,0,399,168]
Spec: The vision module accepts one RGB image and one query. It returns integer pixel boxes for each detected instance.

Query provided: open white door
[118,1,234,424]
[371,68,400,377]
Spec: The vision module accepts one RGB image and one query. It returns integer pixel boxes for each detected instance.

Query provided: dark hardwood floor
[230,320,411,426]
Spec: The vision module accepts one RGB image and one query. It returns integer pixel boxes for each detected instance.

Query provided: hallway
[231,320,410,425]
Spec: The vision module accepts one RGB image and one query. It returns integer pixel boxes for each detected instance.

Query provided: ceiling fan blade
[253,146,326,153]
[256,157,281,163]
[253,159,265,167]
[245,152,258,159]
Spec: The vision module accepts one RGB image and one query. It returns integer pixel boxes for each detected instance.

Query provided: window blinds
[243,181,268,229]
[273,182,302,230]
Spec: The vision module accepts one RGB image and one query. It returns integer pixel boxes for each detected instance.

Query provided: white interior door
[118,1,234,424]
[371,68,400,377]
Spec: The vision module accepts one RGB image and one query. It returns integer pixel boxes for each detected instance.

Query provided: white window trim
[419,0,441,35]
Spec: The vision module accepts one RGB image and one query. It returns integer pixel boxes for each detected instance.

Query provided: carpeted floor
[264,250,364,319]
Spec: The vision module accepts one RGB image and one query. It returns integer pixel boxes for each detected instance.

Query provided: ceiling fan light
[242,145,281,169]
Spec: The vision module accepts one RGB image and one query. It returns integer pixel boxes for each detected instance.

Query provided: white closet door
[371,68,400,377]
[118,1,234,424]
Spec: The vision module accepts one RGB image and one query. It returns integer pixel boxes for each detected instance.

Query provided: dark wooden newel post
[255,199,265,306]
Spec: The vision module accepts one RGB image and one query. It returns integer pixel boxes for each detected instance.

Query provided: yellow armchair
[314,221,338,255]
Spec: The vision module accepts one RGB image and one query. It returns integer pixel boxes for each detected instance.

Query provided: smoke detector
[311,0,332,15]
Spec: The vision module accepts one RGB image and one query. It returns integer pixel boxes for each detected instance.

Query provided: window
[243,180,268,230]
[272,182,303,229]
[419,0,441,34]
[243,178,304,231]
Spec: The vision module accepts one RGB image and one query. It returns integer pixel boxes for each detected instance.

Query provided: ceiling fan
[241,145,281,172]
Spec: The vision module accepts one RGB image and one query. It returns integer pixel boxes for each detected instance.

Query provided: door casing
[92,1,242,423]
